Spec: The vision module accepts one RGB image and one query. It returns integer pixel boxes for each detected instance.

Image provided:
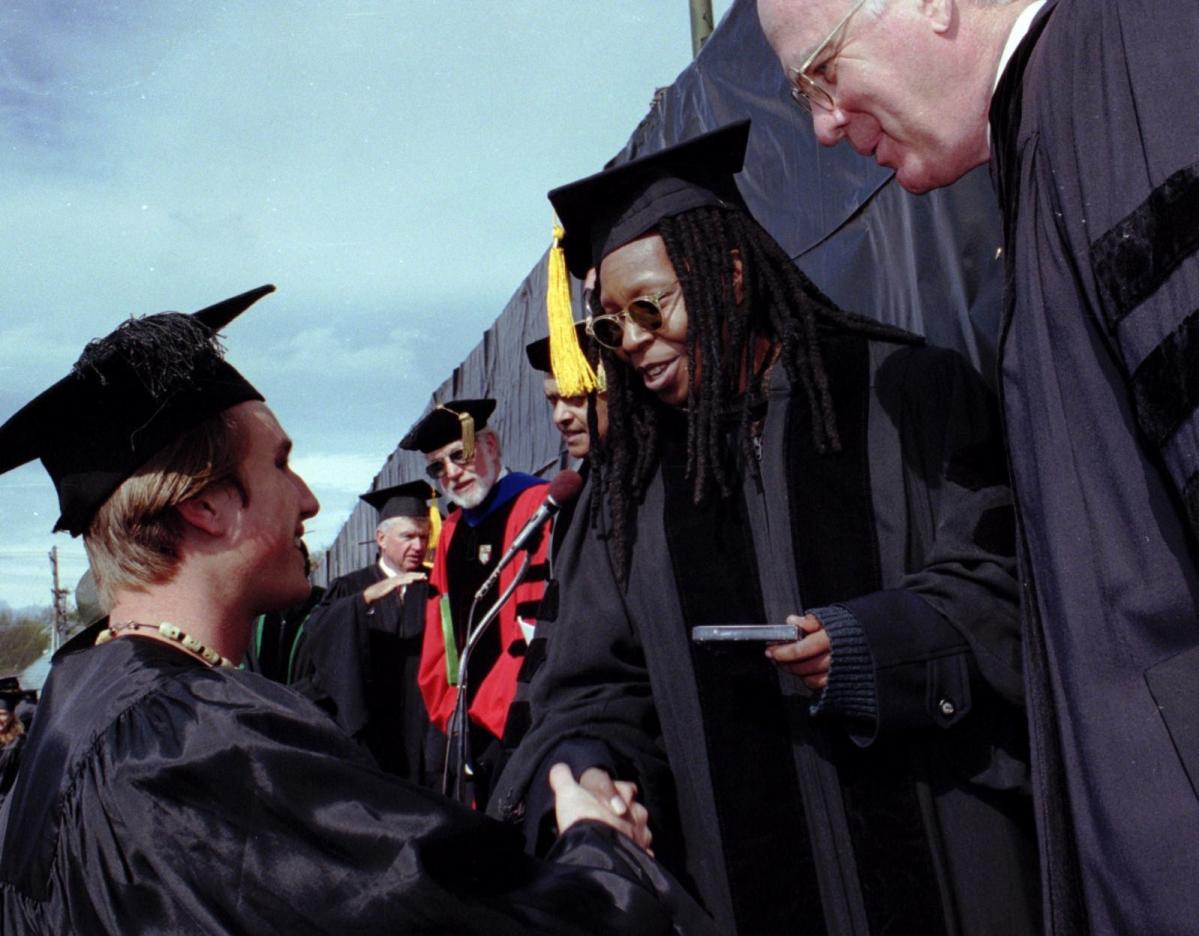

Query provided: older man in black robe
[293,480,435,783]
[758,0,1199,930]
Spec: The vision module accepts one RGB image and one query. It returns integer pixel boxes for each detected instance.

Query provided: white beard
[441,453,499,509]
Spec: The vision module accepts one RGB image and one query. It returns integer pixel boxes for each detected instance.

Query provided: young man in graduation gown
[0,285,714,935]
[757,0,1199,929]
[291,480,436,783]
[400,400,552,805]
[493,123,1039,935]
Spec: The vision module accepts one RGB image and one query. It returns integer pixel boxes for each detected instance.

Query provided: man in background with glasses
[399,399,550,808]
[758,1,1199,931]
[527,269,608,465]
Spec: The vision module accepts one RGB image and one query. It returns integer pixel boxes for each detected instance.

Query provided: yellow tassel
[547,223,598,398]
[425,500,441,569]
[437,405,475,463]
[458,410,475,463]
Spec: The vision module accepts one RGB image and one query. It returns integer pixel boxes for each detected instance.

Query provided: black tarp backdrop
[313,0,1005,586]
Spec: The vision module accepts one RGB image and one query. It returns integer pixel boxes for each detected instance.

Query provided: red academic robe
[419,482,551,740]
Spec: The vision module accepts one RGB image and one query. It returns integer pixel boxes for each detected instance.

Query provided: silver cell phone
[691,623,801,643]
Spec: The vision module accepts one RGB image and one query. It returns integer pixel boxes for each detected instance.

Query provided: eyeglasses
[586,282,681,351]
[788,0,870,114]
[425,445,472,481]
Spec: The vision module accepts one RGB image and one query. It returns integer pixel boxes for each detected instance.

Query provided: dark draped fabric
[244,585,325,684]
[660,409,815,936]
[988,1,1199,930]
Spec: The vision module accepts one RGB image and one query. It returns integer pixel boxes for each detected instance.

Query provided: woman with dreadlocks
[492,121,1039,936]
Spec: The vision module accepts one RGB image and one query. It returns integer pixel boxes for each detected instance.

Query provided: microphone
[471,469,583,602]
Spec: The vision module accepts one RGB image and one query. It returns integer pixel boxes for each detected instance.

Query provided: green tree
[0,607,53,676]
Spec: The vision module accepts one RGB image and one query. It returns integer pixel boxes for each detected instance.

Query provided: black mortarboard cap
[360,479,436,521]
[525,321,592,374]
[548,120,752,278]
[399,399,496,454]
[0,284,274,536]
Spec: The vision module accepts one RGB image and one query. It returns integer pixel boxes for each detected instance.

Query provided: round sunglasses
[585,282,680,351]
[425,445,472,481]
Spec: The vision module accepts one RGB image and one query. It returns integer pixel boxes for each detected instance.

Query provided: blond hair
[84,410,245,607]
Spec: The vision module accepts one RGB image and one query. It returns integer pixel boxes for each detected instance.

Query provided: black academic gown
[494,333,1039,935]
[989,2,1199,931]
[243,585,325,684]
[0,627,715,935]
[294,563,432,784]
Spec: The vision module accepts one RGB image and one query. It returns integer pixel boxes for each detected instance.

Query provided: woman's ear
[731,248,744,304]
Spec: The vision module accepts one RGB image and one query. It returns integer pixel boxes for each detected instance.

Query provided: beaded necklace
[96,621,235,668]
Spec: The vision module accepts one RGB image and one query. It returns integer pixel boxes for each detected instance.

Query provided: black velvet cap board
[548,119,752,278]
[360,479,436,521]
[0,284,274,536]
[399,399,497,453]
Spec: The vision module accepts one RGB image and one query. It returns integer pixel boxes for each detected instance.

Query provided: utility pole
[49,546,70,652]
[689,0,715,58]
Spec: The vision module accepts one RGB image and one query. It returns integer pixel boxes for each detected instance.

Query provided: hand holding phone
[691,623,802,643]
[764,613,831,691]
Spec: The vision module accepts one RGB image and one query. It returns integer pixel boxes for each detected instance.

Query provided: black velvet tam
[548,120,751,278]
[399,398,496,453]
[360,479,436,521]
[0,285,273,536]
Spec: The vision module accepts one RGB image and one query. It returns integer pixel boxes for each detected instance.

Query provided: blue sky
[0,0,733,610]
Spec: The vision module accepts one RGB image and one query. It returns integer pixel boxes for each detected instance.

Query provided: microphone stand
[442,552,533,804]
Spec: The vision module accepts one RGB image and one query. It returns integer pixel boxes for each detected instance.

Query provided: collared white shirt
[378,556,407,599]
[988,0,1048,149]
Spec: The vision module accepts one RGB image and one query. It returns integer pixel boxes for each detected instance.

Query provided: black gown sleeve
[489,485,674,857]
[814,348,1023,749]
[291,590,375,735]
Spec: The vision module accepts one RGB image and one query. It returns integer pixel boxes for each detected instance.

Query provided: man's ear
[375,526,388,549]
[731,248,744,305]
[176,486,237,537]
[919,0,953,34]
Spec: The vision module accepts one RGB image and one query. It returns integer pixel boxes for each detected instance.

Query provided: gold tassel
[425,499,441,569]
[547,222,598,398]
[437,405,475,462]
[458,410,475,463]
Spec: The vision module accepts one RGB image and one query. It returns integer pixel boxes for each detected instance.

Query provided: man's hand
[550,764,654,854]
[765,613,830,691]
[362,571,427,604]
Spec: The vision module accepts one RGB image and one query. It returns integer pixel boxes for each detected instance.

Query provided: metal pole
[49,546,68,651]
[689,0,715,58]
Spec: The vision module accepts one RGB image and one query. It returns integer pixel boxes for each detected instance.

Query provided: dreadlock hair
[592,205,919,581]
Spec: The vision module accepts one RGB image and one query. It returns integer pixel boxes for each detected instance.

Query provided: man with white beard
[400,399,550,807]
